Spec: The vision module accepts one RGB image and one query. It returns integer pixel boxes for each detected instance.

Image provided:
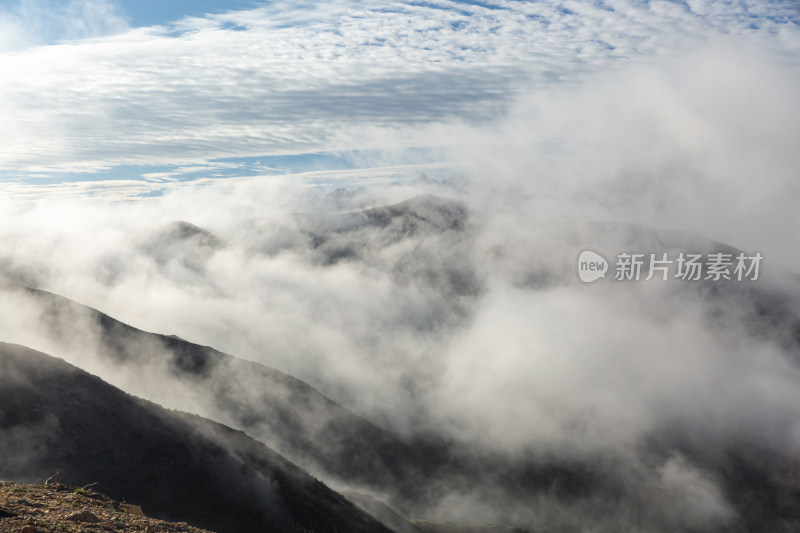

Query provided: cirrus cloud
[0,0,797,176]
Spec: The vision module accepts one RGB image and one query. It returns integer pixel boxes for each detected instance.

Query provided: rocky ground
[0,481,213,533]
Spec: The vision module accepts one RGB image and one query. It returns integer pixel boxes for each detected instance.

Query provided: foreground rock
[0,481,212,533]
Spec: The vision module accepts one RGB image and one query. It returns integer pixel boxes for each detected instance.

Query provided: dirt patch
[0,481,214,533]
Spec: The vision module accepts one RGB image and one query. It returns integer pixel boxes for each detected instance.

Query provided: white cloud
[0,0,796,175]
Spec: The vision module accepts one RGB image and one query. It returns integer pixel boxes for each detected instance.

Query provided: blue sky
[0,0,798,199]
[116,1,259,28]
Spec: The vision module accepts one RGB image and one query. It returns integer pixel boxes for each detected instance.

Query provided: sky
[0,0,797,199]
[117,0,259,28]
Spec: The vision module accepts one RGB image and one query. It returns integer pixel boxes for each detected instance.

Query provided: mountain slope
[0,342,391,533]
[2,282,446,506]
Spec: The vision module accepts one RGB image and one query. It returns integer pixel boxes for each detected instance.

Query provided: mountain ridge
[0,341,392,533]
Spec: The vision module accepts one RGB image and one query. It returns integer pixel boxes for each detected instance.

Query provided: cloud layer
[0,0,798,176]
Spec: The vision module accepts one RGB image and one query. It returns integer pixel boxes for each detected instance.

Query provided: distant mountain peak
[163,221,225,249]
[410,172,441,187]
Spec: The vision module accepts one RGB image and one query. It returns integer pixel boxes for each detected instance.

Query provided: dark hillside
[0,342,391,533]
